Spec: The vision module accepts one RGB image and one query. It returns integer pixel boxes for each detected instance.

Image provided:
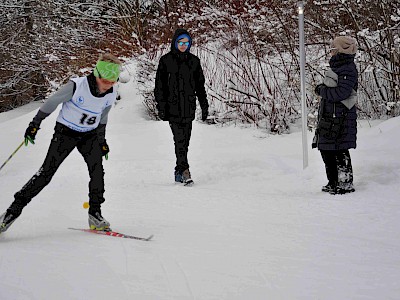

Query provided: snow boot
[182,169,194,186]
[174,170,183,183]
[334,185,356,195]
[322,182,336,193]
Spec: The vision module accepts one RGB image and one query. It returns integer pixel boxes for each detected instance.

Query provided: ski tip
[146,235,154,241]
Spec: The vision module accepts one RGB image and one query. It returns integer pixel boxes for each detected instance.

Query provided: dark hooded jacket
[154,29,208,122]
[315,53,358,150]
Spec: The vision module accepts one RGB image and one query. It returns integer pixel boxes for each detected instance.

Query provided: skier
[313,36,358,195]
[154,28,209,185]
[0,53,121,233]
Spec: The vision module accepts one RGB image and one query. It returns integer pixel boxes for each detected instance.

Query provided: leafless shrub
[0,0,140,112]
[135,1,399,132]
[306,0,400,120]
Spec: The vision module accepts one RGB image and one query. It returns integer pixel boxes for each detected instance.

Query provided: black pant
[169,121,192,172]
[13,123,105,210]
[320,150,353,188]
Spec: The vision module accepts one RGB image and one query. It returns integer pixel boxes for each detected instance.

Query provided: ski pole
[0,140,25,172]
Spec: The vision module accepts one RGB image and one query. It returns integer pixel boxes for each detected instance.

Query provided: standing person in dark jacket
[313,36,358,195]
[154,28,209,186]
[0,53,121,234]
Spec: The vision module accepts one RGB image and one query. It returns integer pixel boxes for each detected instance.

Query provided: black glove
[100,141,110,160]
[314,84,325,96]
[24,122,40,145]
[158,110,166,121]
[201,108,208,122]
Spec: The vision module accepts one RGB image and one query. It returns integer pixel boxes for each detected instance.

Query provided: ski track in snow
[0,66,400,299]
[156,253,196,299]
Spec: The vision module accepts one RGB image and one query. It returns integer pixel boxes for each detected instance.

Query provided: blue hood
[170,29,192,52]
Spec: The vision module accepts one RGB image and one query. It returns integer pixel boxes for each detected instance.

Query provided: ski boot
[0,209,21,234]
[88,207,110,231]
[0,198,25,234]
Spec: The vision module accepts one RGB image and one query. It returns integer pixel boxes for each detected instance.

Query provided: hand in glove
[314,84,325,96]
[158,110,166,121]
[100,141,110,160]
[201,108,209,122]
[24,122,40,145]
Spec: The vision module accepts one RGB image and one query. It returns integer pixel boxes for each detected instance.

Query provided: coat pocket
[318,116,345,140]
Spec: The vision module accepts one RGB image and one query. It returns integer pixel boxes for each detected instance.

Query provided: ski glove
[314,84,325,96]
[100,141,110,160]
[24,122,40,145]
[201,108,208,122]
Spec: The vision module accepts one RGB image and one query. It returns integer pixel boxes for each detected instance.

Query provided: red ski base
[68,228,153,241]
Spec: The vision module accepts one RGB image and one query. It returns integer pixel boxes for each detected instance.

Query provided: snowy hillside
[0,71,399,300]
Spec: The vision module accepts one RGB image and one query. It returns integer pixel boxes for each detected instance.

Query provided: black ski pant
[12,123,105,212]
[169,121,192,172]
[320,150,353,188]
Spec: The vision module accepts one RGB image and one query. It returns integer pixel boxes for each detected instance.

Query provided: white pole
[298,2,308,169]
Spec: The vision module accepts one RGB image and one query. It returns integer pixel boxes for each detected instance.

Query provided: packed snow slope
[0,71,399,299]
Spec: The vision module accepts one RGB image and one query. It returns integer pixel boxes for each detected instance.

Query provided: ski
[68,228,153,241]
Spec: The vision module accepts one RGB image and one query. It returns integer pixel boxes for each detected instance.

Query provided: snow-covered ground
[1,68,399,300]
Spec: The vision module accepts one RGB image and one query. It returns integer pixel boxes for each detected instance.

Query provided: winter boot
[88,206,110,231]
[322,182,336,193]
[0,209,21,234]
[334,184,355,195]
[174,170,183,183]
[335,151,355,195]
[182,169,194,186]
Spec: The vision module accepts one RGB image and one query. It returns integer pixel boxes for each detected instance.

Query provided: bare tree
[306,0,400,119]
[136,0,399,132]
[0,0,140,112]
